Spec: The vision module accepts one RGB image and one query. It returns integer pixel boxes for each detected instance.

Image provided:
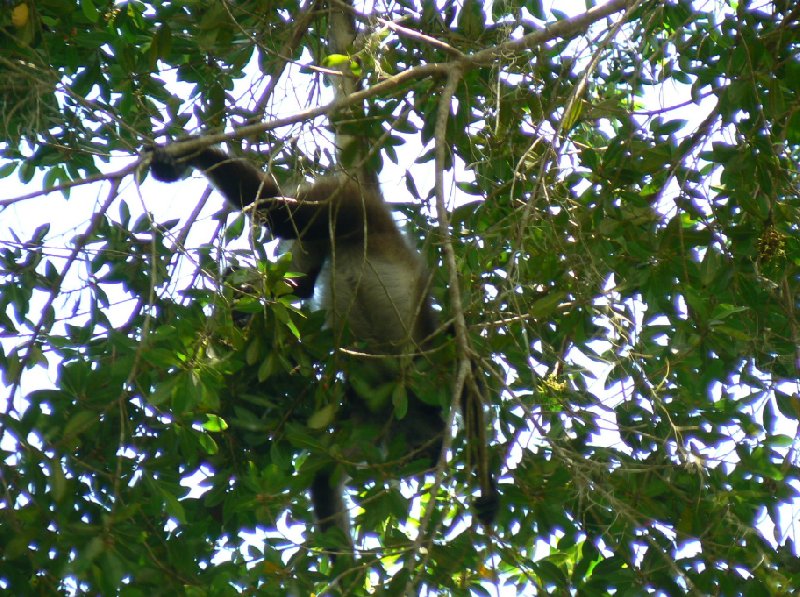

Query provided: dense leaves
[1,0,800,595]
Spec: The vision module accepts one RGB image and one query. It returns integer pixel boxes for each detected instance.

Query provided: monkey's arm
[148,144,339,241]
[148,146,280,208]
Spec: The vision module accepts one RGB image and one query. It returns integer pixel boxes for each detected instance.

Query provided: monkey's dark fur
[147,142,498,550]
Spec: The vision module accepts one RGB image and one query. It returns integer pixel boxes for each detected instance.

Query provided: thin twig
[0,162,139,206]
[380,18,465,58]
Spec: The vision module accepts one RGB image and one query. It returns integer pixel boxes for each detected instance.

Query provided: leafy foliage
[1,0,800,595]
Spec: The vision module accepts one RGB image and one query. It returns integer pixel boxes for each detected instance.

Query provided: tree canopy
[1,0,799,595]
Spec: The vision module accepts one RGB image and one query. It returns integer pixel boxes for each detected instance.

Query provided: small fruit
[11,3,29,28]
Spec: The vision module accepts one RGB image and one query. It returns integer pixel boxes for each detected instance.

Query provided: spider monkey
[146,141,498,549]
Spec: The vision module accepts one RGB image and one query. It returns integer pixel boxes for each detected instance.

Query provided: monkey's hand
[144,144,187,183]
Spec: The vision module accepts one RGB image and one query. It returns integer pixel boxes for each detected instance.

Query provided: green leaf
[81,0,100,23]
[160,488,187,524]
[308,403,336,430]
[148,377,177,407]
[62,411,97,439]
[529,290,567,319]
[225,212,246,241]
[322,54,351,67]
[49,459,67,503]
[203,414,228,432]
[196,432,219,455]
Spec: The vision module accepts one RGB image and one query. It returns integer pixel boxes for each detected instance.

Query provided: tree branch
[404,64,465,595]
[141,0,632,161]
